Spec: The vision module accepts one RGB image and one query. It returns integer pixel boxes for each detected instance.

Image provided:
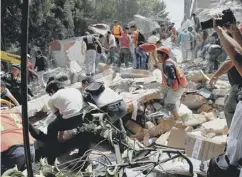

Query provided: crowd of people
[2,11,242,177]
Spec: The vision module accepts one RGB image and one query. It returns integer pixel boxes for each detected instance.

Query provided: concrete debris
[197,104,214,113]
[181,94,206,110]
[214,97,226,106]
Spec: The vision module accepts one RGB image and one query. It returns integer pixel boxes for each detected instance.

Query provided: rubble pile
[13,60,232,176]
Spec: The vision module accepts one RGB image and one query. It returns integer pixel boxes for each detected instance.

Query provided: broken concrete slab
[181,93,206,110]
[215,97,226,106]
[120,68,151,78]
[202,118,228,136]
[212,89,230,97]
[197,88,212,99]
[197,104,214,113]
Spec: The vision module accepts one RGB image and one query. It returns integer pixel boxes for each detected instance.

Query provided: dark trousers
[29,114,83,164]
[1,145,35,174]
[207,154,240,177]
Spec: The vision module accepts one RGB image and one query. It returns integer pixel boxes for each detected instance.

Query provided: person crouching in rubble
[157,47,187,120]
[43,80,84,164]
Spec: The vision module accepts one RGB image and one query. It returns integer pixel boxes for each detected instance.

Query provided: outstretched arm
[214,20,242,76]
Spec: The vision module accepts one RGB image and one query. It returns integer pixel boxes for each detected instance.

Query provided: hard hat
[12,64,21,70]
[157,47,170,57]
[27,54,30,58]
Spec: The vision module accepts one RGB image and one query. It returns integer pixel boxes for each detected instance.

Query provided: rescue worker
[112,20,123,50]
[1,81,19,108]
[35,80,84,164]
[106,31,117,65]
[34,51,48,87]
[1,110,35,174]
[207,18,242,177]
[191,13,201,33]
[177,28,194,61]
[82,32,101,76]
[157,47,187,120]
[119,27,132,68]
[200,37,223,73]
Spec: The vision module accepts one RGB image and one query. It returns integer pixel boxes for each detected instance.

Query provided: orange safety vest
[162,58,187,90]
[1,110,35,152]
[112,25,122,38]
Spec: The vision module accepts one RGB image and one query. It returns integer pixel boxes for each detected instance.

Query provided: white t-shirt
[109,34,117,48]
[226,101,242,165]
[48,88,83,119]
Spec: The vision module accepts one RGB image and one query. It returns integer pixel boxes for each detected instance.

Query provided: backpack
[138,31,145,44]
[208,45,222,61]
[83,82,105,104]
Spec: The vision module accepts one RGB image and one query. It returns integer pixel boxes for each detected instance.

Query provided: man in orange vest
[112,20,123,50]
[1,110,35,174]
[157,47,187,120]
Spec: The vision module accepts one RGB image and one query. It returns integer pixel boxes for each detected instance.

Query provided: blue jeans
[1,145,35,174]
[135,47,147,69]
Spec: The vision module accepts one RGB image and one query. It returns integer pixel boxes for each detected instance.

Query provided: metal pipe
[20,0,33,176]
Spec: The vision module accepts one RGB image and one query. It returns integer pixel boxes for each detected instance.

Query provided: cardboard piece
[167,127,187,149]
[185,133,225,161]
[125,120,143,134]
[98,63,110,72]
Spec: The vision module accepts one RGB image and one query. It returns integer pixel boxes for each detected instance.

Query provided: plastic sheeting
[129,15,161,39]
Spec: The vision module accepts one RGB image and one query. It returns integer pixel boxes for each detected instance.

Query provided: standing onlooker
[34,51,48,87]
[82,32,101,76]
[130,25,139,68]
[188,26,202,59]
[136,43,148,70]
[191,13,201,33]
[106,31,117,65]
[177,28,194,61]
[119,27,131,68]
[112,20,123,51]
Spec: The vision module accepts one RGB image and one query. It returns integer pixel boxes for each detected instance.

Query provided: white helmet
[27,54,30,58]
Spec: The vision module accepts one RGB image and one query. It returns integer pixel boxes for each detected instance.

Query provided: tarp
[129,15,161,39]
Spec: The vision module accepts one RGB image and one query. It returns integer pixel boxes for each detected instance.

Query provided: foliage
[1,0,169,54]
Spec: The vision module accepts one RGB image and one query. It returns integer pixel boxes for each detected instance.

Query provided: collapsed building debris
[3,54,234,176]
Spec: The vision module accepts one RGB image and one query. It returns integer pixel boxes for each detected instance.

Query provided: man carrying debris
[207,18,242,177]
[119,27,132,68]
[209,29,242,128]
[177,28,194,61]
[157,47,187,120]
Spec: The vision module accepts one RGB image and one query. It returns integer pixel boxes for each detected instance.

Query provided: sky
[163,0,184,28]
